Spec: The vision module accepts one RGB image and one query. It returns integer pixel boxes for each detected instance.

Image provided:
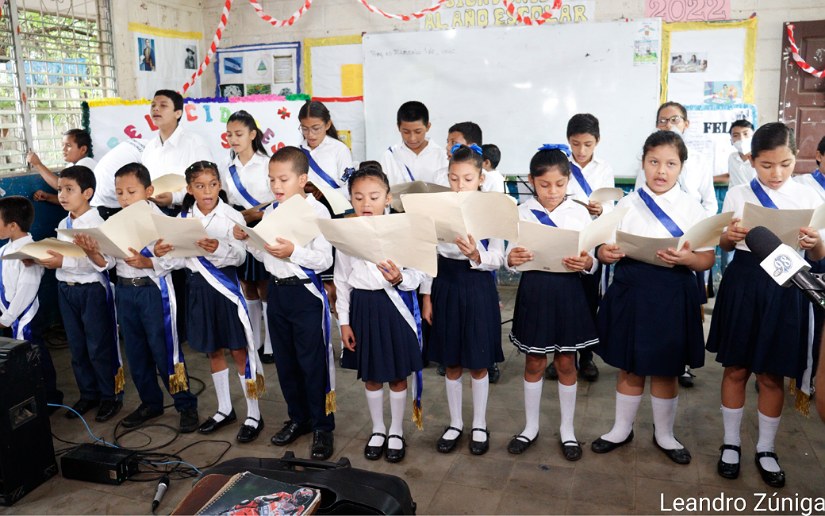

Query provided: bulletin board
[303,35,366,162]
[363,19,663,177]
[215,42,302,98]
[130,23,203,99]
[660,17,757,105]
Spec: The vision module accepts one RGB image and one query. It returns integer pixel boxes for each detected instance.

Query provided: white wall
[192,0,824,125]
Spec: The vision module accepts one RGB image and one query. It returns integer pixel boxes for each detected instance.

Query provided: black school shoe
[507,433,538,455]
[385,435,406,463]
[591,430,634,454]
[198,409,237,434]
[121,404,164,428]
[436,426,463,453]
[469,428,490,455]
[364,433,386,461]
[755,452,786,488]
[311,430,334,460]
[717,444,741,479]
[488,364,501,384]
[653,434,691,465]
[95,400,123,422]
[179,408,200,433]
[65,398,99,419]
[271,420,312,446]
[237,417,264,443]
[561,440,583,461]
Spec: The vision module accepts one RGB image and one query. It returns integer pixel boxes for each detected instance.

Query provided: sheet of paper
[589,187,625,204]
[2,238,86,260]
[389,181,450,212]
[151,174,188,196]
[238,195,320,252]
[678,211,733,250]
[57,227,131,259]
[616,231,679,267]
[513,222,580,273]
[318,213,438,276]
[401,191,519,243]
[808,204,825,230]
[151,214,209,257]
[308,176,352,216]
[57,201,159,259]
[578,206,630,253]
[741,203,814,248]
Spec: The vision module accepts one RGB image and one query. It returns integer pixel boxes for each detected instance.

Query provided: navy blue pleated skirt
[429,256,503,370]
[238,252,268,282]
[186,270,248,353]
[341,289,423,383]
[706,250,808,378]
[510,271,598,354]
[595,258,705,376]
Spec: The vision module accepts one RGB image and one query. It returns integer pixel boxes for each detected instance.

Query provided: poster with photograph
[215,42,301,97]
[131,23,202,98]
[220,84,244,97]
[670,52,707,73]
[685,103,757,176]
[703,81,743,104]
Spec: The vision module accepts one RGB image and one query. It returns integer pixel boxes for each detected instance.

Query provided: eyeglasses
[299,125,326,136]
[657,115,685,126]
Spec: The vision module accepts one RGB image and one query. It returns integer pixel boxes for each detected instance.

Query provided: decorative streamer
[181,0,234,95]
[786,24,825,79]
[355,0,446,21]
[248,0,314,27]
[501,0,561,26]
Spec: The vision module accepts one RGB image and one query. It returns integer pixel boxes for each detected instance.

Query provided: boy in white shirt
[481,144,506,193]
[380,101,448,186]
[717,120,755,187]
[29,128,97,205]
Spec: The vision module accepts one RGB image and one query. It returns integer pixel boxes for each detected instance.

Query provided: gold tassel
[169,363,189,394]
[412,401,423,431]
[255,372,266,395]
[114,366,125,394]
[325,390,337,415]
[245,378,259,400]
[789,379,811,417]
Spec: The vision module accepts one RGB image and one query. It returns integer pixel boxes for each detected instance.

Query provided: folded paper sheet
[2,238,86,260]
[742,203,825,248]
[151,174,188,196]
[318,213,438,276]
[57,201,158,259]
[151,214,209,257]
[311,178,352,216]
[389,181,451,212]
[401,191,518,243]
[237,195,321,252]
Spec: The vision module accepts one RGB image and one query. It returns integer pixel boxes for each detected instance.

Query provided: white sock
[365,387,386,447]
[558,382,578,444]
[471,375,489,442]
[212,368,232,422]
[247,299,262,350]
[721,405,743,464]
[443,377,463,440]
[388,389,407,450]
[261,301,272,354]
[756,411,782,472]
[521,379,542,440]
[601,392,642,443]
[651,395,682,450]
[238,374,260,424]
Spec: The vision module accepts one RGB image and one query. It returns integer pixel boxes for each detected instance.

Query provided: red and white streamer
[355,0,446,21]
[501,0,562,26]
[181,0,233,95]
[786,24,825,80]
[248,0,313,27]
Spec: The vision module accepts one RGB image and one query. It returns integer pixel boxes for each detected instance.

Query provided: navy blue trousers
[58,281,119,401]
[116,283,197,412]
[267,281,334,431]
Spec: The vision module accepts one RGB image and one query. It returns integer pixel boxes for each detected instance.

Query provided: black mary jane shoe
[198,409,237,434]
[717,444,741,479]
[591,430,634,454]
[236,417,264,443]
[507,433,538,455]
[755,451,786,488]
[364,432,386,461]
[436,426,463,454]
[561,440,583,461]
[469,428,490,456]
[385,435,406,463]
[653,435,691,465]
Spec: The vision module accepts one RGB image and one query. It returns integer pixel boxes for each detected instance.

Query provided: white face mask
[733,137,752,155]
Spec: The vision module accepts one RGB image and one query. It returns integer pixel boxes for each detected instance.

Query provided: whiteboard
[363,19,662,178]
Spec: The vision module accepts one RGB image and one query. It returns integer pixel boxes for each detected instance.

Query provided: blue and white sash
[228,164,263,208]
[139,246,188,393]
[530,208,558,227]
[181,209,264,397]
[66,216,125,393]
[0,247,37,341]
[300,265,336,414]
[388,146,415,182]
[300,146,341,190]
[569,161,593,198]
[383,283,424,429]
[637,189,684,237]
[749,178,778,209]
[812,169,825,193]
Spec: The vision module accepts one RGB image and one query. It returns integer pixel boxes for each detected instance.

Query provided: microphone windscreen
[745,226,783,262]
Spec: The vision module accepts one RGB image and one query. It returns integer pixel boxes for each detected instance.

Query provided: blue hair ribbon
[342,167,356,183]
[450,143,483,156]
[538,143,571,157]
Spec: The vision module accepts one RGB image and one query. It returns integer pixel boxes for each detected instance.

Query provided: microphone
[745,226,825,309]
[151,474,169,513]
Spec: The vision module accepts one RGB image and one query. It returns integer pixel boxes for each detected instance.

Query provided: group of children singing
[2,91,823,490]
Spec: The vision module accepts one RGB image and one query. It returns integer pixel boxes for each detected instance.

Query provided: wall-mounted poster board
[363,19,662,178]
[215,42,302,97]
[130,23,203,99]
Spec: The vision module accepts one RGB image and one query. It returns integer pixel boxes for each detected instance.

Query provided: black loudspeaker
[0,338,58,506]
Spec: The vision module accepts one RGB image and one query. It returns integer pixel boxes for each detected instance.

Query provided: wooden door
[779,20,825,174]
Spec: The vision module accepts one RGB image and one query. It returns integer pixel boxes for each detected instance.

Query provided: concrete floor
[2,285,824,515]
